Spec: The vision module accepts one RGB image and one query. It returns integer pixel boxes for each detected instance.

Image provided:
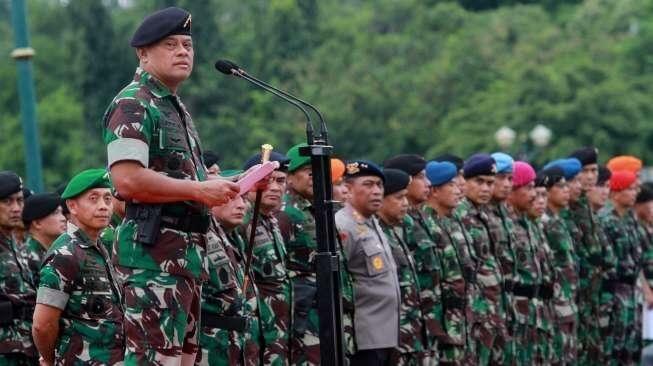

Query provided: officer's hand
[197,179,240,207]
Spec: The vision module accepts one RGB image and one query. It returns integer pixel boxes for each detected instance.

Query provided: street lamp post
[494,124,552,164]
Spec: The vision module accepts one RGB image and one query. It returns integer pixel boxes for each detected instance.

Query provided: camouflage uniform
[427,208,474,366]
[456,198,506,366]
[530,217,555,365]
[103,67,210,364]
[18,235,46,289]
[277,192,320,365]
[484,201,516,363]
[379,217,428,364]
[506,207,541,365]
[563,194,602,364]
[36,223,124,364]
[196,220,259,366]
[598,208,643,365]
[335,218,357,357]
[541,209,579,365]
[0,231,37,363]
[406,206,443,363]
[241,211,291,365]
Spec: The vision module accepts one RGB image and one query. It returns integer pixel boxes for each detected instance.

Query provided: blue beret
[345,160,385,183]
[131,7,192,47]
[463,153,497,179]
[0,171,22,199]
[491,152,514,174]
[535,166,565,188]
[383,169,410,196]
[543,158,582,180]
[569,146,598,166]
[383,154,426,176]
[426,161,457,187]
[242,151,290,172]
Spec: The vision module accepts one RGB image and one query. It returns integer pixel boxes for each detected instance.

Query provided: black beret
[597,165,612,186]
[569,146,598,166]
[203,150,221,169]
[535,166,565,188]
[22,193,62,224]
[242,151,290,172]
[383,154,426,176]
[463,153,496,179]
[432,153,464,171]
[383,169,410,196]
[0,171,23,199]
[637,182,653,204]
[22,187,33,200]
[345,160,385,183]
[131,7,192,48]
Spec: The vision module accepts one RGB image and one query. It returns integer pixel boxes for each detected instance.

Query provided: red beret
[609,170,637,191]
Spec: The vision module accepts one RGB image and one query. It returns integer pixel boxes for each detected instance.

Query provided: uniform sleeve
[36,249,80,310]
[103,98,154,168]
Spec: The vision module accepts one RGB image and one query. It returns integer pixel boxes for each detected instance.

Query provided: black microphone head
[215,59,239,75]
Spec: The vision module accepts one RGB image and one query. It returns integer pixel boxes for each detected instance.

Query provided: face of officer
[612,184,638,210]
[636,201,653,225]
[66,188,113,240]
[212,195,246,230]
[288,166,313,200]
[567,176,583,202]
[249,170,287,214]
[579,164,599,191]
[0,191,24,231]
[465,175,495,205]
[587,181,610,211]
[407,170,430,206]
[528,187,547,219]
[333,181,350,203]
[379,189,409,225]
[492,173,513,201]
[547,181,569,210]
[509,182,536,213]
[138,35,194,92]
[29,206,67,243]
[453,173,466,200]
[430,181,461,213]
[346,175,384,218]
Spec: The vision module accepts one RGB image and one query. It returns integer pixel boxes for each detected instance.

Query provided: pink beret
[513,161,536,189]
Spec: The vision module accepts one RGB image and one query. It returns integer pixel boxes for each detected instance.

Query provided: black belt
[201,310,248,332]
[619,274,638,285]
[503,280,514,293]
[512,284,538,298]
[443,296,466,310]
[587,254,603,266]
[160,214,210,234]
[539,284,554,300]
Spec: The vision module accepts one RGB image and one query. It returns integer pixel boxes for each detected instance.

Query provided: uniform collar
[67,222,95,248]
[343,203,375,226]
[25,235,46,253]
[134,67,174,99]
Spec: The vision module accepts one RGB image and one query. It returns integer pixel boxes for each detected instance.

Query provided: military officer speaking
[336,160,400,366]
[32,169,123,365]
[102,7,241,365]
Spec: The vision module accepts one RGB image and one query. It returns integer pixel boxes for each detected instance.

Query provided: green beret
[131,7,192,48]
[61,169,112,199]
[286,143,311,173]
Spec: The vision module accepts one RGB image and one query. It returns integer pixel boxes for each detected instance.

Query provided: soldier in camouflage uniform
[241,151,292,365]
[276,143,321,365]
[378,169,428,364]
[425,161,474,365]
[103,7,242,364]
[19,193,67,289]
[539,166,579,365]
[530,175,556,364]
[505,161,541,365]
[337,160,400,365]
[32,169,123,365]
[598,170,643,365]
[384,154,442,364]
[456,154,506,366]
[0,171,37,365]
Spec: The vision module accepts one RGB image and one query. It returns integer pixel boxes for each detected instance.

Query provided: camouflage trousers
[118,268,201,365]
[0,353,37,366]
[290,277,320,365]
[551,321,577,365]
[257,282,291,365]
[610,284,641,365]
[511,296,536,365]
[470,300,507,366]
[196,328,244,366]
[598,289,615,363]
[577,274,602,365]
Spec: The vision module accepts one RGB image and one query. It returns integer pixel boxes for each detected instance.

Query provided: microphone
[214,59,327,142]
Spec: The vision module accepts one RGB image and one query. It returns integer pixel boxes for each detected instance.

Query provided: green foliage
[1,0,653,189]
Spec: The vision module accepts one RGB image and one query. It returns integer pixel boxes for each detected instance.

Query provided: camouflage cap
[286,143,311,173]
[61,169,112,199]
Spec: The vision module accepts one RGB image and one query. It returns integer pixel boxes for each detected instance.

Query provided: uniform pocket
[362,242,390,276]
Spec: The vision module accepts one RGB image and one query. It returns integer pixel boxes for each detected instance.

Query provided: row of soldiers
[1,144,651,366]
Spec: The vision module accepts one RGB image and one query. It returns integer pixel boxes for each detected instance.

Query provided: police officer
[32,169,123,365]
[102,7,240,364]
[0,171,37,364]
[19,192,67,288]
[336,160,400,366]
